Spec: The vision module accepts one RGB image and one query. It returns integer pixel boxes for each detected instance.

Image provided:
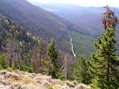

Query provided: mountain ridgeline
[36,3,119,56]
[0,1,119,89]
[0,0,73,56]
[0,0,97,58]
[37,4,119,35]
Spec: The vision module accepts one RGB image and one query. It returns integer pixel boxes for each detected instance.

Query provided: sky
[27,0,119,7]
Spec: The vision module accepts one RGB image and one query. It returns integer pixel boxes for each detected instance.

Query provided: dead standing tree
[32,43,41,73]
[2,39,22,69]
[2,40,15,67]
[102,6,118,30]
[60,53,71,79]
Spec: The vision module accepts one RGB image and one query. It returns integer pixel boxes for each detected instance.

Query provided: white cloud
[27,0,119,7]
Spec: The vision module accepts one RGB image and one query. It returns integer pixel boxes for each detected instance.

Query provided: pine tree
[0,54,7,69]
[72,56,92,84]
[21,53,34,73]
[91,27,119,89]
[46,39,58,78]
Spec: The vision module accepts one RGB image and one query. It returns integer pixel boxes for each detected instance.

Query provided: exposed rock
[0,70,91,89]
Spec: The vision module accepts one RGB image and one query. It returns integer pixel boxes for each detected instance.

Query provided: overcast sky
[27,0,119,7]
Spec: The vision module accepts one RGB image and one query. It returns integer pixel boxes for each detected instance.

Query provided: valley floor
[0,70,90,89]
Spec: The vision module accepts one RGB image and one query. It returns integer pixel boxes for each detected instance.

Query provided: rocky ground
[0,70,90,89]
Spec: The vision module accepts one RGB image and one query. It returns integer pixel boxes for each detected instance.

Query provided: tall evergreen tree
[46,39,58,78]
[91,27,119,89]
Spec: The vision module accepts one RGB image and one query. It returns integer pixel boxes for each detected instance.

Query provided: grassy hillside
[0,70,90,89]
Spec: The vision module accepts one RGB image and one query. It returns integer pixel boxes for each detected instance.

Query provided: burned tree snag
[102,6,118,30]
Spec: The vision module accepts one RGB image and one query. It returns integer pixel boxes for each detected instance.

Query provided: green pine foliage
[90,27,119,89]
[72,56,92,84]
[21,53,34,73]
[0,10,118,88]
[46,39,59,78]
[0,54,7,69]
[39,59,49,74]
[0,16,43,73]
[0,16,65,79]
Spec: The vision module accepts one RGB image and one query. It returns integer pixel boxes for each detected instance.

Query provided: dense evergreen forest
[0,1,119,89]
[0,0,100,58]
[0,16,72,79]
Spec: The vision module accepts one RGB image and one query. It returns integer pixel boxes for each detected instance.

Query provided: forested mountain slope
[0,0,77,52]
[0,16,48,71]
[32,3,119,56]
[37,4,119,36]
[0,0,98,58]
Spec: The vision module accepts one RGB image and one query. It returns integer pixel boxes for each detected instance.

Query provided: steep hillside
[0,15,50,73]
[36,4,119,35]
[0,15,41,53]
[0,16,91,88]
[0,0,97,58]
[33,4,104,36]
[34,3,119,56]
[0,0,71,52]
